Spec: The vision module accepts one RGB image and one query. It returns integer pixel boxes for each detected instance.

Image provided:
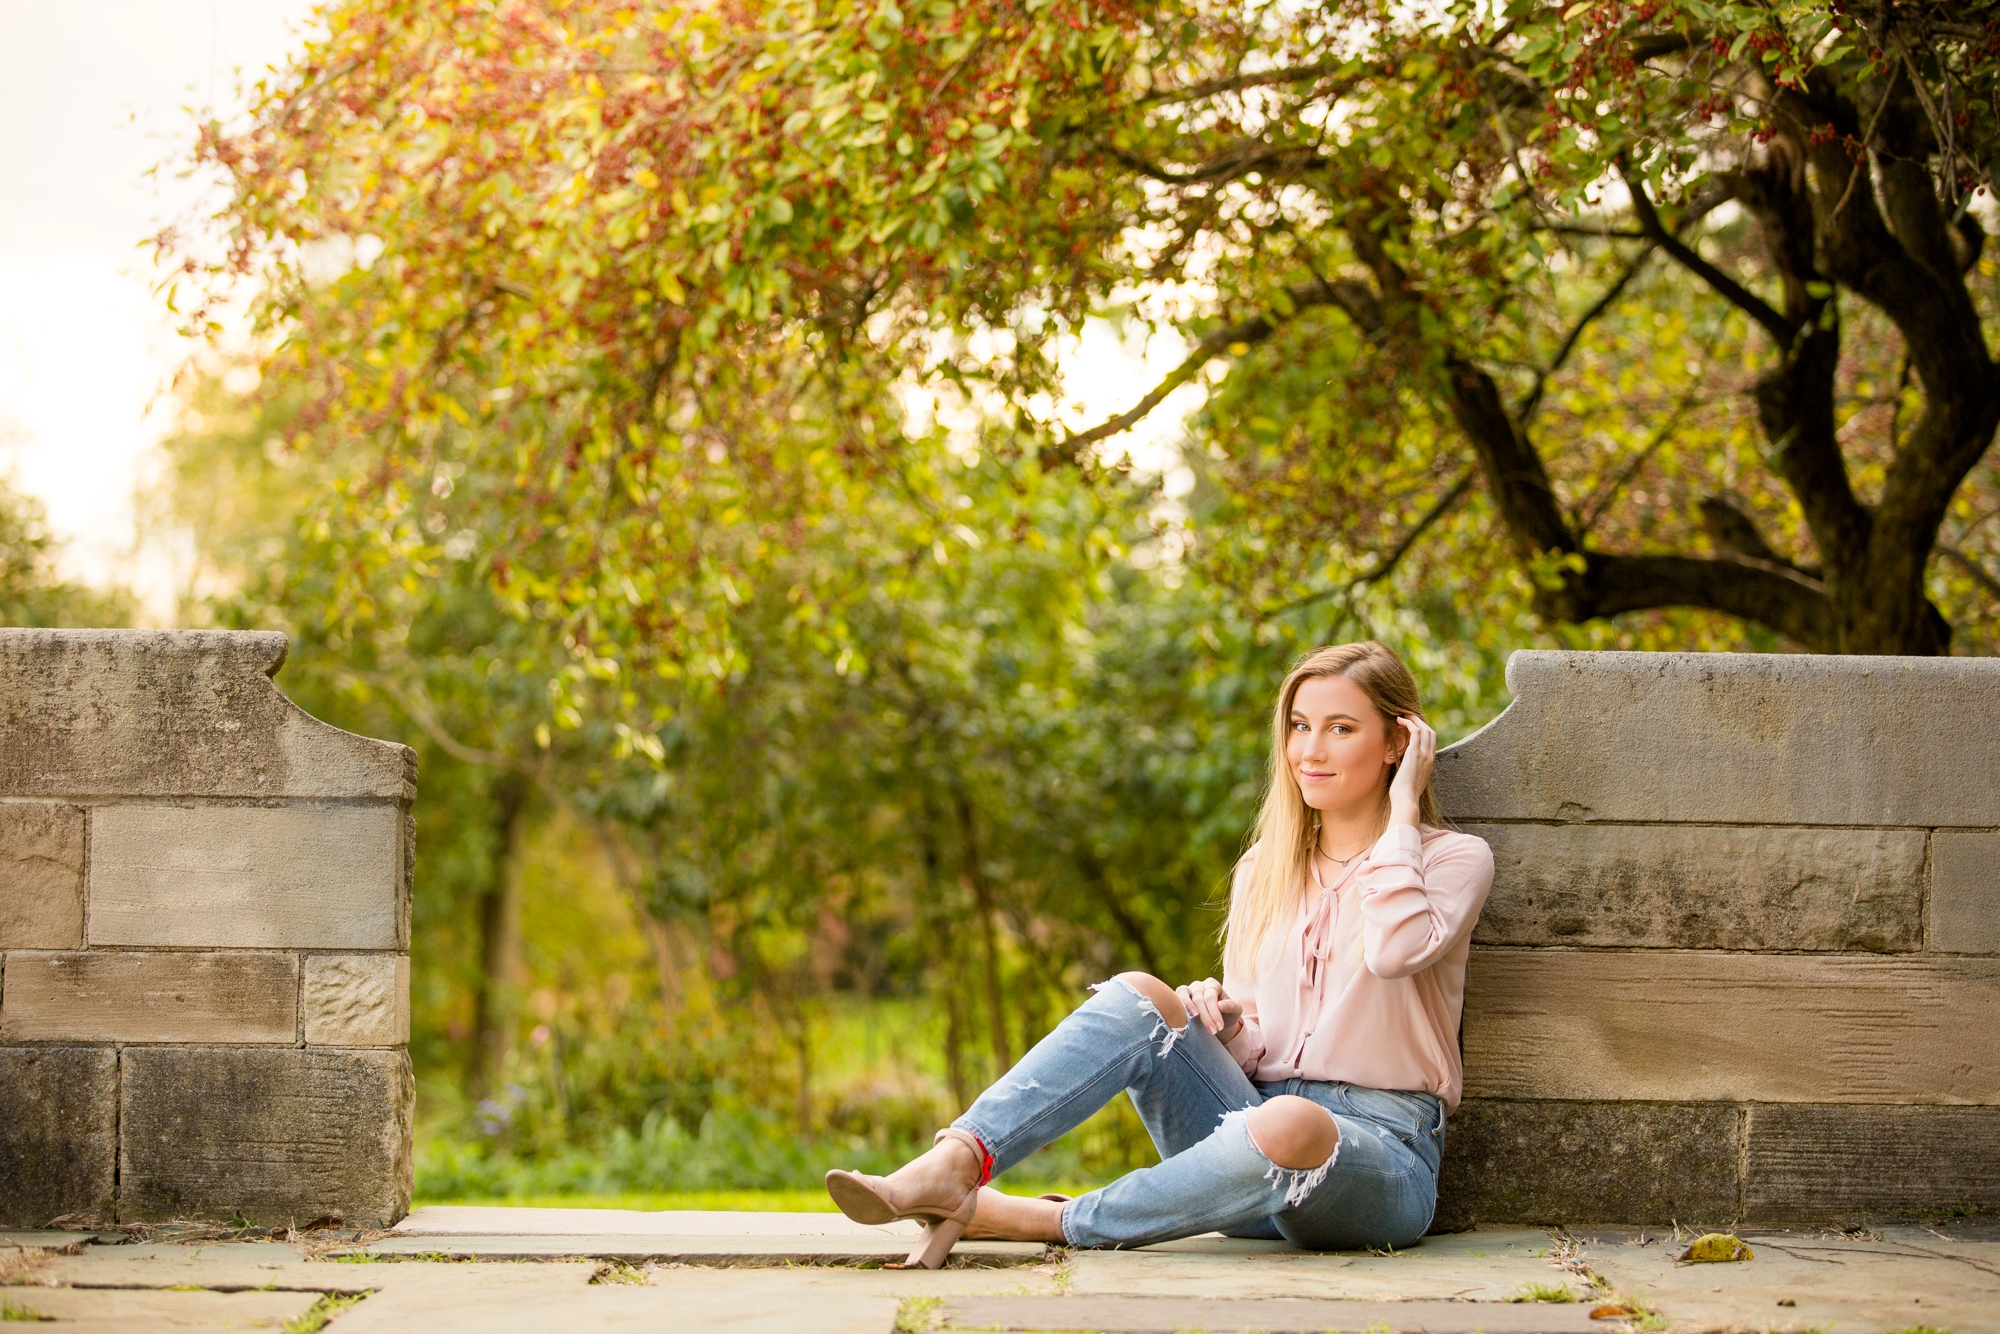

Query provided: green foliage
[0,482,131,628]
[168,0,2000,664]
[156,360,1520,1191]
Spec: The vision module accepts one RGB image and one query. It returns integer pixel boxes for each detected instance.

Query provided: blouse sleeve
[1219,849,1266,1076]
[1356,825,1494,980]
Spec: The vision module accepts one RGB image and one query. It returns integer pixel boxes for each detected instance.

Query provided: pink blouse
[1221,824,1494,1110]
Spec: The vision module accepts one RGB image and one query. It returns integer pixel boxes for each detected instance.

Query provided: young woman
[826,641,1494,1266]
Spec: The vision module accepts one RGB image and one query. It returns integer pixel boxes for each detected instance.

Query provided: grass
[419,1189,840,1212]
[1507,1281,1577,1303]
[0,1295,49,1322]
[895,1295,943,1333]
[416,1184,1098,1212]
[283,1294,367,1334]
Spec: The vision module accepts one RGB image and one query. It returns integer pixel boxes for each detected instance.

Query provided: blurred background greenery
[30,362,1763,1209]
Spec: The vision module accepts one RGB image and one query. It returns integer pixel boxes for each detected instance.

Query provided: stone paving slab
[1065,1228,1572,1301]
[355,1231,1046,1266]
[324,1282,900,1333]
[30,1243,595,1295]
[0,1230,120,1249]
[373,1203,1042,1265]
[1577,1224,2000,1334]
[12,1213,2000,1333]
[0,1285,322,1327]
[939,1294,1604,1333]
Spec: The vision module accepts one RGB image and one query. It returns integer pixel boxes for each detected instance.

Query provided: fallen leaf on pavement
[1677,1232,1753,1263]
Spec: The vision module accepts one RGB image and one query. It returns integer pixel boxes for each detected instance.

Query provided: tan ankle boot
[825,1127,985,1268]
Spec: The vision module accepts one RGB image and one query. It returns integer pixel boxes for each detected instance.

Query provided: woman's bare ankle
[966,1187,1065,1242]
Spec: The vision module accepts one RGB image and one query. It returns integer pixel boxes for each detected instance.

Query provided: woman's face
[1286,674,1399,816]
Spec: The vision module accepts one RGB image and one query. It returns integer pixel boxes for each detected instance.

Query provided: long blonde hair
[1222,641,1443,979]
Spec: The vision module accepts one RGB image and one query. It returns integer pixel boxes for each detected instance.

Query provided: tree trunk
[916,799,973,1107]
[472,774,529,1097]
[953,789,1013,1073]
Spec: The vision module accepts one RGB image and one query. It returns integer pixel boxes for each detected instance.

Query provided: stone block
[88,803,401,949]
[120,1046,414,1228]
[1463,949,2000,1104]
[0,802,84,948]
[304,954,409,1046]
[0,629,413,801]
[1466,823,1923,951]
[1933,831,2000,954]
[0,1046,117,1226]
[1432,1100,1741,1231]
[1746,1104,2000,1218]
[1433,651,2000,827]
[0,951,297,1043]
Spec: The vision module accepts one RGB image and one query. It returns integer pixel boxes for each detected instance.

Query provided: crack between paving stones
[1759,1240,2000,1278]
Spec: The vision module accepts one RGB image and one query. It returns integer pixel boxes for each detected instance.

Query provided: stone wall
[1431,650,2000,1228]
[0,630,415,1229]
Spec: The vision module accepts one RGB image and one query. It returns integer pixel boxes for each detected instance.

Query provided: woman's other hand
[1176,977,1242,1042]
[1388,714,1436,827]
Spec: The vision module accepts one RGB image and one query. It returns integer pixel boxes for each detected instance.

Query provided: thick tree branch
[1445,352,1574,556]
[1622,162,1796,343]
[1584,552,1837,649]
[1629,31,1702,61]
[1349,204,1847,648]
[1144,58,1354,104]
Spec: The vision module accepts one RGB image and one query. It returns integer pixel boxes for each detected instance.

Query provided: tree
[0,482,131,628]
[171,0,1999,657]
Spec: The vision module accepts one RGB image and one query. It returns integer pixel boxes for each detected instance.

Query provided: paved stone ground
[2,1210,1995,1332]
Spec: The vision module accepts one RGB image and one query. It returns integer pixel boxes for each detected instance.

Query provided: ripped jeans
[949,978,1444,1251]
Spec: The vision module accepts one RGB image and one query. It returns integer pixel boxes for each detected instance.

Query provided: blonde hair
[1222,641,1443,979]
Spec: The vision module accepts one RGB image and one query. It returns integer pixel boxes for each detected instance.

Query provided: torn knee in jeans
[1088,971,1188,1057]
[1240,1097,1340,1207]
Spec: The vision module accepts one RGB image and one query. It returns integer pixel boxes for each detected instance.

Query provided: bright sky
[0,1,1192,624]
[0,0,321,616]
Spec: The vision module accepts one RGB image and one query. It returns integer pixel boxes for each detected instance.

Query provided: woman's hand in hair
[1176,977,1242,1043]
[1388,714,1437,828]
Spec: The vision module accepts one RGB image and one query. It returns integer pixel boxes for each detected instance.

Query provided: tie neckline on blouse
[1286,849,1366,1070]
